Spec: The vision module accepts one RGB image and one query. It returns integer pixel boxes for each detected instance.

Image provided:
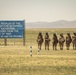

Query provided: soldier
[44,32,50,50]
[36,32,44,50]
[59,33,65,50]
[52,33,58,50]
[72,32,76,50]
[66,33,72,50]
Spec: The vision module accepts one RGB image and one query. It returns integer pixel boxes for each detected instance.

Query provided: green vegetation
[0,28,76,75]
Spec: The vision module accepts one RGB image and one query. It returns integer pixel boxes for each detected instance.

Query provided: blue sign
[0,20,24,38]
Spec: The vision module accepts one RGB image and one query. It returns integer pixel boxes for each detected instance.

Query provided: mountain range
[26,20,76,28]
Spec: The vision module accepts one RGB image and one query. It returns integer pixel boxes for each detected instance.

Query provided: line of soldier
[36,32,76,50]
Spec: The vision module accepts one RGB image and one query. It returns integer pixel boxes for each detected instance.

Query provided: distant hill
[26,20,76,28]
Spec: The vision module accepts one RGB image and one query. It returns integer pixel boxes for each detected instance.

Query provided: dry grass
[0,28,76,75]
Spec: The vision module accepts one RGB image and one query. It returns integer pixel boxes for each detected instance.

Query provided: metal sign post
[14,39,15,45]
[23,20,25,46]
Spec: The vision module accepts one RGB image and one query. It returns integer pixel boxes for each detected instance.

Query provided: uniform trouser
[38,43,42,50]
[53,42,57,50]
[66,42,71,50]
[45,42,49,50]
[59,42,64,50]
[73,43,76,50]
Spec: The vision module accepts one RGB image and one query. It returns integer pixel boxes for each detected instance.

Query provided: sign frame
[0,20,25,46]
[0,20,24,38]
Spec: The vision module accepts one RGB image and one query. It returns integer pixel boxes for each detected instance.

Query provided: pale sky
[0,0,76,22]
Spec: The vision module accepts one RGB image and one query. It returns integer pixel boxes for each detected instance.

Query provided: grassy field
[0,28,76,75]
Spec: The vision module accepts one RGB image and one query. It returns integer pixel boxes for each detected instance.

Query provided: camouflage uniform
[66,33,72,50]
[44,32,50,50]
[59,34,65,50]
[37,32,43,50]
[72,33,76,50]
[52,33,58,50]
